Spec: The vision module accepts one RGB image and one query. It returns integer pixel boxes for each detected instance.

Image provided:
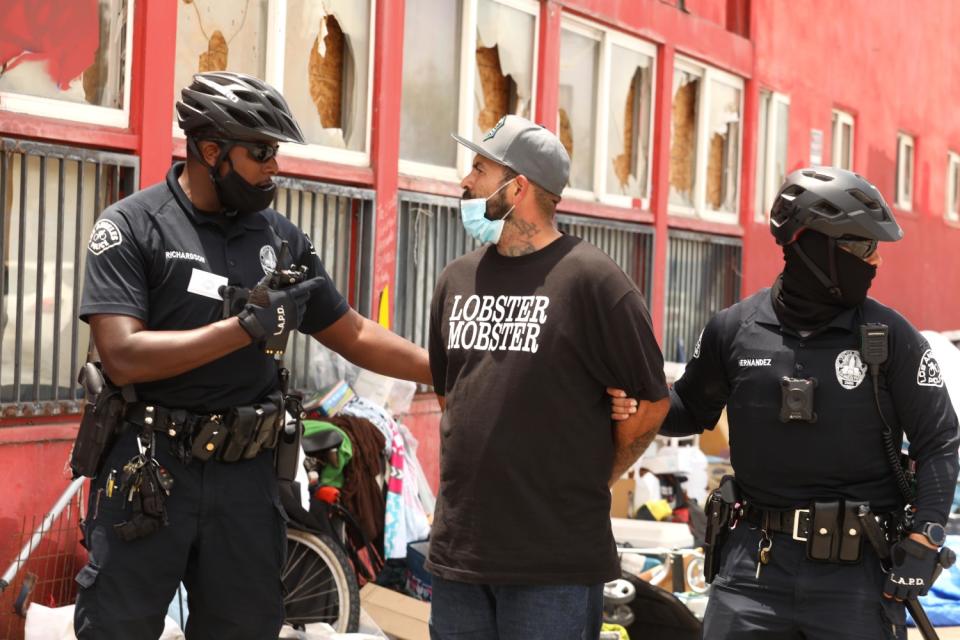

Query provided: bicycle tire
[282,528,360,632]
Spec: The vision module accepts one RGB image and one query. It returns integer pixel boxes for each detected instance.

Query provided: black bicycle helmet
[176,71,305,144]
[769,167,902,245]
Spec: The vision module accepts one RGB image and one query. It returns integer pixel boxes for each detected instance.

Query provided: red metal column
[739,77,760,297]
[129,0,178,188]
[369,0,405,324]
[535,0,562,131]
[648,44,675,343]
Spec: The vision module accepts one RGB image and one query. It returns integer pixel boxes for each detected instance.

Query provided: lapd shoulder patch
[917,349,944,387]
[835,350,867,390]
[88,219,122,255]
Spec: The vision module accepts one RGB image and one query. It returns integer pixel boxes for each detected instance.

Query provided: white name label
[187,268,229,301]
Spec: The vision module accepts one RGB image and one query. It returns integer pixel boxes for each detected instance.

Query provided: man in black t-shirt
[427,115,669,640]
[74,72,431,639]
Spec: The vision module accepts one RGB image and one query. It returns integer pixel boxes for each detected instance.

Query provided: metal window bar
[0,138,139,418]
[395,191,479,350]
[272,177,374,392]
[394,190,656,351]
[663,229,742,363]
[556,214,655,302]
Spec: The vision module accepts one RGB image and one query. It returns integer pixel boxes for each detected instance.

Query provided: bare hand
[607,387,638,421]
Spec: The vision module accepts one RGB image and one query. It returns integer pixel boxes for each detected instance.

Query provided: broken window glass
[473,0,535,141]
[606,46,653,199]
[173,0,269,115]
[705,81,741,212]
[0,0,129,109]
[558,28,599,191]
[669,69,700,207]
[400,0,462,167]
[283,0,371,152]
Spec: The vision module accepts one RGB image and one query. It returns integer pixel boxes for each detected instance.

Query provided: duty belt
[743,504,814,541]
[125,391,284,463]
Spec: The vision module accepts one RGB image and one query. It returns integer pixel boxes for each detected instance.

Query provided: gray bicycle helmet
[176,72,305,144]
[769,167,902,245]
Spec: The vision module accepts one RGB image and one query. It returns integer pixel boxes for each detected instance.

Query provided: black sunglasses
[835,236,878,260]
[208,139,280,163]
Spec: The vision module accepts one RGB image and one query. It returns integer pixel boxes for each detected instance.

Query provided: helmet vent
[801,170,835,182]
[782,184,805,197]
[847,188,881,210]
[810,201,842,218]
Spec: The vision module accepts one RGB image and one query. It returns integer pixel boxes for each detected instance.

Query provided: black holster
[70,362,133,479]
[704,475,739,582]
[275,392,303,482]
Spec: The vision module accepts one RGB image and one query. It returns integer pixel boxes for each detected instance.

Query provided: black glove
[884,537,941,600]
[237,277,324,348]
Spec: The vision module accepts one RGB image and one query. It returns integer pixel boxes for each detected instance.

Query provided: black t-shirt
[79,163,349,411]
[427,234,668,585]
[662,289,960,526]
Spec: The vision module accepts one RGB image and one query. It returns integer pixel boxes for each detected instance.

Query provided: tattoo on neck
[503,243,537,257]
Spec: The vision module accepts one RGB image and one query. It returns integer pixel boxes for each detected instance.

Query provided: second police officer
[74,72,432,639]
[658,167,960,639]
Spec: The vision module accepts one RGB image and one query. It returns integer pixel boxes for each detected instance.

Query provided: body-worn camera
[780,376,817,423]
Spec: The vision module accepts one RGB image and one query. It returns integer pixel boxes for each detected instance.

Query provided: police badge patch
[835,350,867,389]
[88,219,122,255]
[917,349,944,387]
[259,245,277,275]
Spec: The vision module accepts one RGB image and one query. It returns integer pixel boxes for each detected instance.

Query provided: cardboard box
[610,477,634,518]
[360,584,430,640]
[405,540,432,601]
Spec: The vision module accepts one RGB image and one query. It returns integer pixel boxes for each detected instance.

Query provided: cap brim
[451,133,501,166]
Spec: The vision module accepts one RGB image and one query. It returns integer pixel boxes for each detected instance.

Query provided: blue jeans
[429,575,604,640]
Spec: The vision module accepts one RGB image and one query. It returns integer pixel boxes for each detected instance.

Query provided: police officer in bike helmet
[620,167,960,639]
[74,72,431,639]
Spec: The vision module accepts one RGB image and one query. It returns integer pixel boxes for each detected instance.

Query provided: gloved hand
[237,277,324,348]
[884,537,941,600]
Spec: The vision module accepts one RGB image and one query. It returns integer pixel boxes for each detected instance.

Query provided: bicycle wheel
[282,528,360,632]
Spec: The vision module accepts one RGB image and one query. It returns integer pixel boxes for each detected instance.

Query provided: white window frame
[754,90,790,223]
[947,151,960,222]
[668,55,744,224]
[557,17,657,209]
[896,132,915,211]
[400,0,541,183]
[0,0,136,129]
[172,0,378,168]
[831,109,855,171]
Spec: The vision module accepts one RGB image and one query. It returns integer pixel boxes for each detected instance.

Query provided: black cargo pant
[74,426,287,639]
[704,524,906,639]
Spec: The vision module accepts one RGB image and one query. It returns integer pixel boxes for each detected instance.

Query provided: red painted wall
[745,0,960,331]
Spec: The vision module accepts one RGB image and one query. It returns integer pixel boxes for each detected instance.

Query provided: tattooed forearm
[609,427,658,485]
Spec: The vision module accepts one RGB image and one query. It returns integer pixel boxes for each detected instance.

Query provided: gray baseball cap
[452,115,570,197]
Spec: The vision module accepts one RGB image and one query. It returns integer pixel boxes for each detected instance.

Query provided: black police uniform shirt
[662,288,960,526]
[426,235,668,585]
[79,163,348,412]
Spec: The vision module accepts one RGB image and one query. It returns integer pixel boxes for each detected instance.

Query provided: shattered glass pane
[705,81,741,212]
[284,0,371,152]
[173,0,269,119]
[473,0,535,140]
[400,0,462,167]
[606,45,653,199]
[0,0,129,108]
[558,28,599,191]
[669,69,699,207]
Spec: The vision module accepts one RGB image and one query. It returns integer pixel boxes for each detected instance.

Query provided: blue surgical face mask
[459,180,516,244]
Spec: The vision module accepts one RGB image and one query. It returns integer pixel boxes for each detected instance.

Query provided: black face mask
[771,230,877,331]
[213,156,276,216]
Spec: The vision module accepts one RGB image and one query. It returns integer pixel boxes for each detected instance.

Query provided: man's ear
[198,140,222,166]
[512,174,529,202]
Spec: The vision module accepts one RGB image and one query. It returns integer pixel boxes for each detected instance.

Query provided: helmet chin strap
[790,238,843,299]
[187,137,237,216]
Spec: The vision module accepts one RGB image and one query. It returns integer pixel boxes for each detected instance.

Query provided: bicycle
[279,425,375,633]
